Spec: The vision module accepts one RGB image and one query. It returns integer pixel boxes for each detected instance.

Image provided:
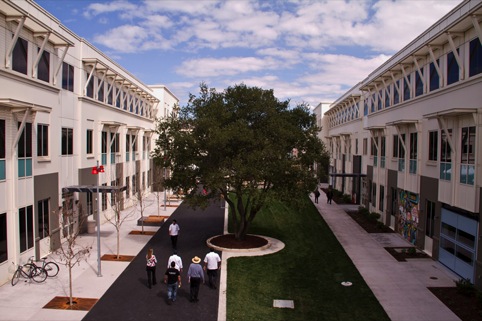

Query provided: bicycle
[11,258,47,286]
[34,257,59,277]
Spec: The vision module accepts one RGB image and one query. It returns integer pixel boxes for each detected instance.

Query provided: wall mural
[397,190,419,244]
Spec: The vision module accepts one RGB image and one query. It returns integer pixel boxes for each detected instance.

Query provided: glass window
[62,62,74,91]
[429,60,440,91]
[37,124,49,157]
[98,79,104,102]
[18,122,32,177]
[447,50,459,85]
[377,90,382,110]
[19,205,34,253]
[385,87,390,108]
[37,49,50,83]
[0,120,5,180]
[371,183,376,207]
[371,94,375,113]
[101,131,107,165]
[460,126,476,185]
[107,84,113,105]
[363,100,368,116]
[469,38,482,77]
[363,138,367,155]
[403,74,411,101]
[440,129,452,181]
[380,136,386,168]
[86,73,94,98]
[428,131,438,161]
[415,69,423,97]
[393,80,400,105]
[409,132,417,174]
[37,199,49,240]
[12,37,28,75]
[86,129,93,154]
[425,200,435,238]
[0,213,6,263]
[61,128,73,155]
[379,185,384,212]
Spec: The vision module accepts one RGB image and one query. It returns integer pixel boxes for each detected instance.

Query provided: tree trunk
[68,262,73,306]
[116,228,120,259]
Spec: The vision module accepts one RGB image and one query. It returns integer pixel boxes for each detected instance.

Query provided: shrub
[342,194,352,203]
[358,206,370,216]
[455,278,476,297]
[368,212,381,222]
[407,247,416,255]
[376,221,385,230]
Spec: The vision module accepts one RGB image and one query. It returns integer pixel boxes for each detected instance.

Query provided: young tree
[55,197,92,307]
[153,83,330,240]
[133,186,153,234]
[105,187,135,259]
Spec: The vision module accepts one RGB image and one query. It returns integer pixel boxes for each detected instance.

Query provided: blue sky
[36,0,462,107]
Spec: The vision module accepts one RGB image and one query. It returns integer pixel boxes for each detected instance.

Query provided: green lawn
[226,197,390,321]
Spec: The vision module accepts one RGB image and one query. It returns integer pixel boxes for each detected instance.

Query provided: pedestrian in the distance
[146,248,157,289]
[169,219,180,250]
[188,256,204,302]
[327,188,334,204]
[314,189,320,203]
[167,250,183,273]
[203,248,221,289]
[164,261,181,305]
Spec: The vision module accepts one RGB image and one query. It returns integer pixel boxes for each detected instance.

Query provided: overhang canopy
[62,185,127,194]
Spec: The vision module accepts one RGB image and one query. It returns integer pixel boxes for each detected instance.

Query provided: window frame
[37,123,49,157]
[62,62,74,92]
[61,127,73,156]
[12,37,28,75]
[428,131,438,161]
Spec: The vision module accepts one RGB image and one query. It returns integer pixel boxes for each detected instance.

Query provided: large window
[37,49,50,83]
[409,132,417,174]
[18,122,32,177]
[393,80,400,105]
[12,37,28,75]
[62,62,74,92]
[101,131,107,165]
[429,60,440,91]
[447,50,460,85]
[37,124,49,157]
[370,94,375,113]
[403,75,411,101]
[385,87,391,108]
[425,200,435,238]
[97,79,104,102]
[440,129,452,180]
[37,199,49,240]
[126,134,130,162]
[19,205,34,253]
[0,120,5,180]
[371,183,377,207]
[371,136,378,167]
[428,131,438,161]
[415,69,423,97]
[86,129,93,155]
[380,136,386,168]
[393,134,405,172]
[110,133,119,164]
[363,138,367,155]
[86,73,94,98]
[460,126,475,185]
[61,128,73,155]
[469,38,482,77]
[0,213,6,263]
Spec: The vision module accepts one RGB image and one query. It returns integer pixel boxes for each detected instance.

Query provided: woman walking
[146,248,158,289]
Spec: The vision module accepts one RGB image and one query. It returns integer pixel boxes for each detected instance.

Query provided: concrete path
[313,183,461,321]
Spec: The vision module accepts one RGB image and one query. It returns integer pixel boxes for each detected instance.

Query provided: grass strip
[226,197,390,321]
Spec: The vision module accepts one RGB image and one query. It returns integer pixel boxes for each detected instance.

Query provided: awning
[62,185,127,194]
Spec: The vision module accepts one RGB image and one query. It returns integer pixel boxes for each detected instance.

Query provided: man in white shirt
[167,250,183,273]
[169,219,180,250]
[203,248,221,289]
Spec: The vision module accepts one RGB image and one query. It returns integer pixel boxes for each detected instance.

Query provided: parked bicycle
[11,258,47,286]
[33,257,59,277]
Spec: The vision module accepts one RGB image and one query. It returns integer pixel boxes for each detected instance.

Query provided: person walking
[327,188,334,204]
[169,219,180,250]
[314,189,320,203]
[188,256,204,302]
[167,250,183,273]
[203,248,221,289]
[146,248,157,289]
[164,261,181,305]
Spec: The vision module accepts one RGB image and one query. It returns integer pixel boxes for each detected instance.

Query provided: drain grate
[273,300,294,309]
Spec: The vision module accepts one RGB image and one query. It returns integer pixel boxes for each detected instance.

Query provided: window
[393,80,400,105]
[101,131,107,165]
[132,135,137,161]
[425,200,435,238]
[363,100,368,116]
[12,37,28,75]
[379,185,384,212]
[377,90,382,110]
[86,129,93,154]
[125,176,130,197]
[62,62,74,92]
[37,199,49,240]
[460,126,475,185]
[380,136,386,168]
[0,120,5,180]
[371,183,377,207]
[428,131,438,161]
[107,84,113,105]
[371,137,378,167]
[18,122,32,177]
[469,38,482,77]
[97,79,104,102]
[19,205,34,253]
[110,133,119,164]
[355,139,358,155]
[0,213,6,263]
[61,128,73,155]
[415,69,423,97]
[126,134,130,162]
[37,124,49,157]
[440,129,452,180]
[393,134,405,172]
[447,50,459,85]
[403,74,411,101]
[37,49,50,83]
[429,60,440,91]
[363,138,367,155]
[370,94,375,113]
[409,132,417,174]
[86,73,94,98]
[385,87,390,108]
[132,174,137,195]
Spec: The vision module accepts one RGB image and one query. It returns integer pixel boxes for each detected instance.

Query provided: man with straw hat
[187,256,204,302]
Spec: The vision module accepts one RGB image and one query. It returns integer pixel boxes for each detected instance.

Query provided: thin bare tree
[133,187,153,234]
[55,197,92,307]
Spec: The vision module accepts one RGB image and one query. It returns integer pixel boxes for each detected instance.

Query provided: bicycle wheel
[31,266,47,283]
[11,269,21,286]
[44,262,59,277]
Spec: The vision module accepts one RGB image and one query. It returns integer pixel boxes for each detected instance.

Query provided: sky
[35,0,463,108]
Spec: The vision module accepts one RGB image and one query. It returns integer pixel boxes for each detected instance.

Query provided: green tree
[153,83,329,240]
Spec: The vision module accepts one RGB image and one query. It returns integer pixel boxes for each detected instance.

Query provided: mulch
[209,234,268,249]
[43,296,98,311]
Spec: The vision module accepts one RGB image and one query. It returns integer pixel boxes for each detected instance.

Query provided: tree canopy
[153,83,329,240]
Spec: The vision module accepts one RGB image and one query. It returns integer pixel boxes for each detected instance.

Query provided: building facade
[323,0,482,286]
[0,0,178,285]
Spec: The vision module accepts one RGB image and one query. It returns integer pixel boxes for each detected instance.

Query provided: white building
[0,0,178,285]
[323,0,482,286]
